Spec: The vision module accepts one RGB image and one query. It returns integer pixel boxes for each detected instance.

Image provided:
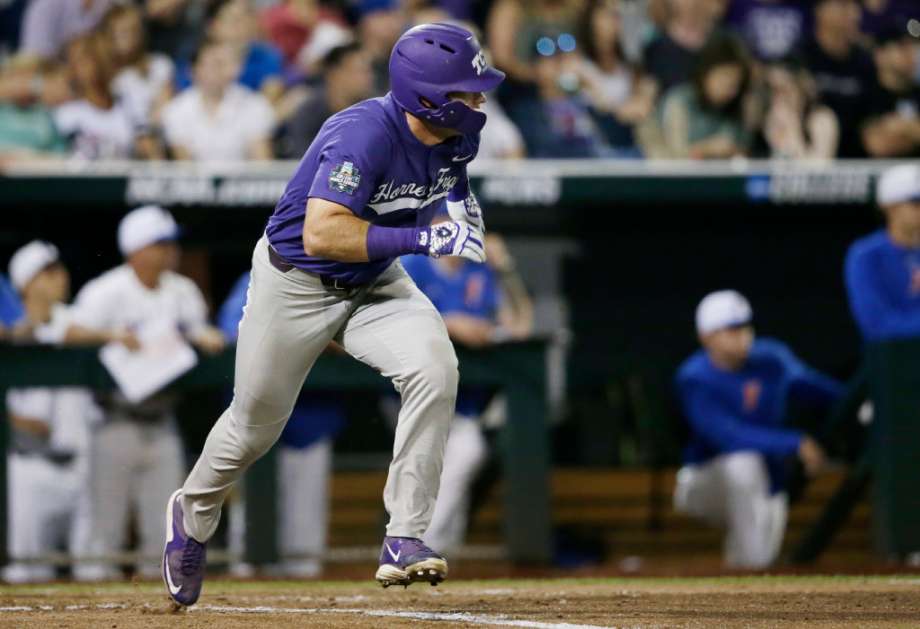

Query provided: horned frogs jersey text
[266,93,479,285]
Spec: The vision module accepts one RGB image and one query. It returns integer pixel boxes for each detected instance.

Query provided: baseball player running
[163,23,504,605]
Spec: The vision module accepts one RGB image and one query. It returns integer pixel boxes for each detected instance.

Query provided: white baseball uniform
[4,302,98,583]
[68,264,210,577]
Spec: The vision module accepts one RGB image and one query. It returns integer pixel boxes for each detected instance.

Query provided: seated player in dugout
[673,290,844,569]
[401,231,533,556]
[845,163,920,342]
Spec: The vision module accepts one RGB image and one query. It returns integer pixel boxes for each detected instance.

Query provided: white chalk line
[193,605,620,629]
[0,602,631,629]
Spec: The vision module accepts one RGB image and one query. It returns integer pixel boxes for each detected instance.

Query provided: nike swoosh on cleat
[385,543,401,563]
[164,562,181,596]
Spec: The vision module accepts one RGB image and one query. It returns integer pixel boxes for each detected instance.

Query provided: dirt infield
[0,576,918,628]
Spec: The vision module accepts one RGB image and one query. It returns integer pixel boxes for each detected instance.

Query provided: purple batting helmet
[389,23,505,134]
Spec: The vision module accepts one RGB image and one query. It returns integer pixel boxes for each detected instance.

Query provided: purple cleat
[162,489,207,606]
[375,536,448,588]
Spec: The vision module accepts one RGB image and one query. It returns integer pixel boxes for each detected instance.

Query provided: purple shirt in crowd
[266,93,479,284]
[725,0,811,61]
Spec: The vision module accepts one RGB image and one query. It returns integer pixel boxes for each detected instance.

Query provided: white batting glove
[446,191,485,232]
[420,221,486,262]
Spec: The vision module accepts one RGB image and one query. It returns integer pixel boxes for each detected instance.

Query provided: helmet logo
[471,51,487,76]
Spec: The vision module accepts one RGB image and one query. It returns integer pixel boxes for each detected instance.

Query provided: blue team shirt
[402,256,499,417]
[401,256,499,319]
[676,338,843,492]
[845,229,920,341]
[176,42,283,91]
[266,93,479,284]
[0,274,23,326]
[218,272,344,449]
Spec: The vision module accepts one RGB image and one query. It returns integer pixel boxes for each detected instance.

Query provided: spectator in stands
[276,42,374,159]
[487,0,586,84]
[575,0,657,154]
[859,0,917,41]
[646,34,753,159]
[142,0,208,62]
[862,25,920,158]
[104,4,174,136]
[478,96,526,159]
[845,164,920,342]
[17,0,114,61]
[643,0,721,96]
[64,205,225,579]
[403,232,533,556]
[4,241,98,583]
[0,56,68,163]
[508,41,610,157]
[724,0,811,63]
[674,290,841,569]
[294,20,354,83]
[162,39,275,161]
[801,0,880,157]
[355,0,407,95]
[219,271,345,578]
[762,58,839,159]
[206,0,285,103]
[260,0,347,69]
[54,34,139,160]
[174,1,286,104]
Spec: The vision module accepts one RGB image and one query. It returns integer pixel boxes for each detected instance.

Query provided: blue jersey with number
[676,338,843,492]
[845,229,920,341]
[266,93,479,285]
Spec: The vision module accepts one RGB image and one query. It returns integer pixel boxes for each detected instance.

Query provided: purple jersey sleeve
[306,117,393,215]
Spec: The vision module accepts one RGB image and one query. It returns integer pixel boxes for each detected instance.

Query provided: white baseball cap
[8,240,60,291]
[877,164,920,207]
[117,205,180,257]
[696,290,753,335]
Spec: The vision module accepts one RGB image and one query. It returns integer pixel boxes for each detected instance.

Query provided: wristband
[366,224,425,260]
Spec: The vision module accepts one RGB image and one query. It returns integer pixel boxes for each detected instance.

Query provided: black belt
[15,450,76,467]
[267,243,365,292]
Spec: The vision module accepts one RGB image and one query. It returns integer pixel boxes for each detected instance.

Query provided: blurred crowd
[0,0,918,163]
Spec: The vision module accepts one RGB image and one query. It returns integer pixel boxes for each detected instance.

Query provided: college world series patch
[328,161,361,195]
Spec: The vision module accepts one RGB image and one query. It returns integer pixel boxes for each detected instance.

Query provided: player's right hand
[420,221,485,263]
[112,330,142,351]
[798,436,826,477]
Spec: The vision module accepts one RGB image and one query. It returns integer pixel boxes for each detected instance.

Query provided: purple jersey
[266,93,479,284]
[725,0,811,62]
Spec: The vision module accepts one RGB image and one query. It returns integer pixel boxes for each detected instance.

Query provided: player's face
[886,201,920,241]
[26,263,70,304]
[132,241,180,275]
[447,91,486,110]
[703,324,754,370]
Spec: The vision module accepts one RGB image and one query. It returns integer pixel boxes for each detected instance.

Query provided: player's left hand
[192,326,227,355]
[446,192,485,232]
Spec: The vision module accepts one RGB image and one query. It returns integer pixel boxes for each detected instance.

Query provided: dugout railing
[0,341,552,567]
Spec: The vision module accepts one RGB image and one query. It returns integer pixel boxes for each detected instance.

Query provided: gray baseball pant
[181,235,458,542]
